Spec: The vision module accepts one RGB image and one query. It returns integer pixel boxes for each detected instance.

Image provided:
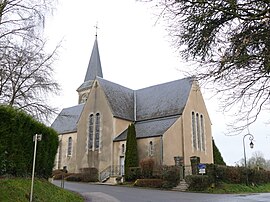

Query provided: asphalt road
[53,180,270,202]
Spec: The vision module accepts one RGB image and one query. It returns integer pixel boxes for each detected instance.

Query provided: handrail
[99,165,123,182]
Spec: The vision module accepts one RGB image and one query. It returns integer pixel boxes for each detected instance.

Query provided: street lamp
[30,134,42,202]
[242,133,254,185]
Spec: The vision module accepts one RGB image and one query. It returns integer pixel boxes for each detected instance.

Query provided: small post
[30,134,42,202]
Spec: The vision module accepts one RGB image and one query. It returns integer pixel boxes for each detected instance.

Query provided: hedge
[0,105,58,178]
[134,179,164,188]
[206,164,270,185]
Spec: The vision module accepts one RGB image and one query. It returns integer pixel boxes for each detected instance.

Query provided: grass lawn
[0,178,84,202]
[206,183,270,194]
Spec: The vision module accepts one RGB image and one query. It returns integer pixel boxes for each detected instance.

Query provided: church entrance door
[120,156,125,176]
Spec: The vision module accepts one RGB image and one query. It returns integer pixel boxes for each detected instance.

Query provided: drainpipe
[160,136,163,165]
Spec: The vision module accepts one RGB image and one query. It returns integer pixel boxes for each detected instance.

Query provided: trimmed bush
[0,105,58,178]
[65,174,82,182]
[159,165,180,189]
[79,167,99,182]
[186,175,211,191]
[206,164,270,185]
[140,158,155,179]
[134,179,163,188]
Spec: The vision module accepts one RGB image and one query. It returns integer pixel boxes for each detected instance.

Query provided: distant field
[0,178,84,202]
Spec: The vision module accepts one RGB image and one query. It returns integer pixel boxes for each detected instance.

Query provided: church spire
[84,35,103,82]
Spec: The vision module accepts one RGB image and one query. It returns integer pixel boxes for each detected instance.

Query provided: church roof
[77,38,103,92]
[51,104,84,134]
[95,77,192,121]
[84,38,103,81]
[114,116,179,141]
[97,77,134,121]
[136,77,192,121]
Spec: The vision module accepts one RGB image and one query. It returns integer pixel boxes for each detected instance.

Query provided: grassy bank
[207,183,270,194]
[0,178,84,202]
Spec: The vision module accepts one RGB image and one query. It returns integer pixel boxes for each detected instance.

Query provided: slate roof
[136,77,193,121]
[77,38,103,92]
[52,37,194,137]
[97,77,134,121]
[114,116,180,141]
[84,38,103,81]
[51,104,84,134]
[77,80,93,92]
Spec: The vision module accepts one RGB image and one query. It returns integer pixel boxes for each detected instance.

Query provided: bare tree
[0,40,60,122]
[146,0,270,133]
[0,0,54,42]
[248,151,269,170]
[0,0,60,123]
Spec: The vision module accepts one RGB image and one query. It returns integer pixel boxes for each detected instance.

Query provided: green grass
[0,178,84,202]
[206,183,270,194]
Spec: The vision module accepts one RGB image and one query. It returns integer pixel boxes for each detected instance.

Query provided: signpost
[30,134,42,202]
[198,163,206,175]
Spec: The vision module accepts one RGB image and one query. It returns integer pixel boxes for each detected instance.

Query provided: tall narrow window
[121,144,125,154]
[196,113,201,150]
[192,112,197,149]
[67,137,72,156]
[149,141,153,156]
[88,114,94,150]
[95,113,100,149]
[200,115,205,151]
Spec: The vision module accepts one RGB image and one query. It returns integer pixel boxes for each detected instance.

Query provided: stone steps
[172,180,189,192]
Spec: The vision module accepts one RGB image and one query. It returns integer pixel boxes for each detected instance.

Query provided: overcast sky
[45,0,270,166]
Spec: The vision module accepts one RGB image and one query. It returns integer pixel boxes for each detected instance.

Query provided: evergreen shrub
[128,167,141,180]
[124,124,139,181]
[206,164,270,185]
[185,175,211,191]
[160,166,180,188]
[0,105,58,178]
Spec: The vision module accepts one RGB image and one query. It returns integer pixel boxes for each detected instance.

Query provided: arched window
[95,113,100,149]
[200,114,205,151]
[196,113,201,150]
[67,137,72,156]
[121,144,125,154]
[88,114,94,150]
[192,112,197,149]
[149,141,154,156]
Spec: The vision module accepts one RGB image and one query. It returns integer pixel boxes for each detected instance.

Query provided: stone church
[51,36,213,181]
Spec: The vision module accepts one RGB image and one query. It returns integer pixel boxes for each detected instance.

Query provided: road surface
[53,180,270,202]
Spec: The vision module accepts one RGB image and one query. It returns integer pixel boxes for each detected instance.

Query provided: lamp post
[243,133,254,185]
[30,134,42,202]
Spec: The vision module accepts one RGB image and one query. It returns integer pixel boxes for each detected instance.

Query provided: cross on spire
[94,22,99,38]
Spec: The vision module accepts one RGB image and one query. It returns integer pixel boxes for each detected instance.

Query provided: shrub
[134,179,163,188]
[79,167,99,182]
[226,167,241,183]
[185,175,211,191]
[140,158,155,179]
[52,172,72,180]
[0,105,58,178]
[160,166,180,188]
[124,124,139,181]
[127,167,141,181]
[65,174,82,182]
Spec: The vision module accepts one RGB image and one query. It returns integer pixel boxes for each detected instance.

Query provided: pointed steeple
[84,37,103,82]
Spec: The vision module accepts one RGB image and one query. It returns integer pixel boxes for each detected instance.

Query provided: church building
[51,36,213,181]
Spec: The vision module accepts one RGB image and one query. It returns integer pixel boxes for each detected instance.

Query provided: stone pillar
[174,156,185,180]
[190,156,200,175]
